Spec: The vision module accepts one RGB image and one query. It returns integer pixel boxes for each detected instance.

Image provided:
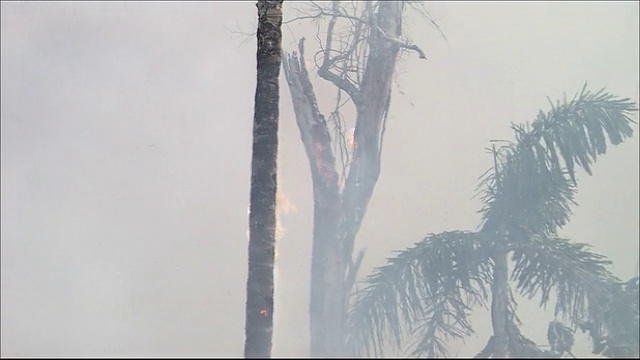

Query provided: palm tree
[244,0,284,358]
[345,84,638,358]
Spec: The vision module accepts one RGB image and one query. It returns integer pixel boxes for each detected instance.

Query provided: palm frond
[346,231,493,357]
[479,140,577,238]
[510,234,620,333]
[546,320,575,356]
[478,85,637,235]
[408,290,476,358]
[578,276,639,358]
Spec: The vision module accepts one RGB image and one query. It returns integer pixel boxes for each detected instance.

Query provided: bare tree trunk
[282,1,404,357]
[244,1,283,358]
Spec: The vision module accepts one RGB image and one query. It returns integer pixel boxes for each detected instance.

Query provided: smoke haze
[1,1,638,357]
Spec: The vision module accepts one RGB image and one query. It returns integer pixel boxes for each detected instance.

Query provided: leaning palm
[346,84,638,358]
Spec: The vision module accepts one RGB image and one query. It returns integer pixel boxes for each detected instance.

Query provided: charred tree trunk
[282,1,404,357]
[244,1,283,358]
[282,41,344,357]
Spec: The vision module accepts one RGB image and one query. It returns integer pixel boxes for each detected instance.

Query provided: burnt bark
[283,42,344,357]
[282,1,404,357]
[244,1,283,358]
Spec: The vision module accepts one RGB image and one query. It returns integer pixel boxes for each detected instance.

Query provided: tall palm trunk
[244,1,283,358]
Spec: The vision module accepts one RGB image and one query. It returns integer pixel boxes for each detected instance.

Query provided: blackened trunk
[244,1,283,358]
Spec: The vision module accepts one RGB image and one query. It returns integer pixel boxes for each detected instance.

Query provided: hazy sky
[1,1,638,357]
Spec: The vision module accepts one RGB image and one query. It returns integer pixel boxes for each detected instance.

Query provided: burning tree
[280,1,437,356]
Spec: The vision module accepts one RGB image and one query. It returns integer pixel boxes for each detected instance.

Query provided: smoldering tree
[280,0,436,357]
[244,1,284,358]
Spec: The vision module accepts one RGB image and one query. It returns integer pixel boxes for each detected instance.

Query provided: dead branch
[406,0,449,43]
[376,24,427,59]
[283,1,370,26]
[316,1,363,106]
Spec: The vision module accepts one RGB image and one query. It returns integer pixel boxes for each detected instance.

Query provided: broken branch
[376,25,427,60]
